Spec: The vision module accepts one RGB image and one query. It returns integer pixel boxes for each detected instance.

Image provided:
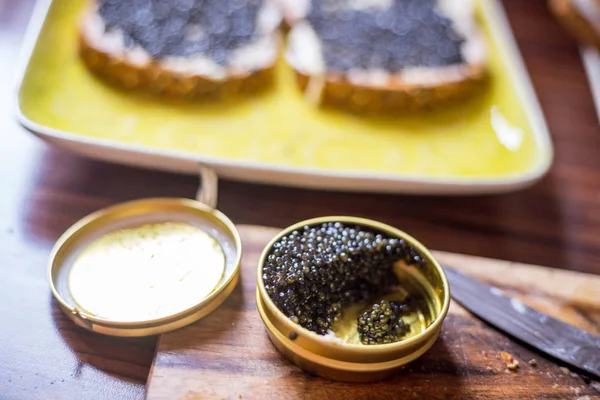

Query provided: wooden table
[1,0,599,399]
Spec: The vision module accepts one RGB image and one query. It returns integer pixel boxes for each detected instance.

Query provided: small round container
[49,166,242,337]
[256,216,450,382]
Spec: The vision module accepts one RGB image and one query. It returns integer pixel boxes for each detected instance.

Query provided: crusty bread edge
[78,0,281,97]
[293,66,487,113]
[281,0,488,111]
[290,57,487,113]
[550,0,600,51]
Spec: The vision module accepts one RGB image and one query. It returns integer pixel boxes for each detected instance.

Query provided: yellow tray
[16,0,553,194]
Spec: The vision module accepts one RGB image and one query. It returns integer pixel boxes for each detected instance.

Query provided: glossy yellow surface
[69,222,225,322]
[20,0,546,178]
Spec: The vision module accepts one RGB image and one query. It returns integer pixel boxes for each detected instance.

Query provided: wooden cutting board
[146,226,600,400]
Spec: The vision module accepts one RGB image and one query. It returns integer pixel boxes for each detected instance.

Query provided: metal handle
[195,164,219,209]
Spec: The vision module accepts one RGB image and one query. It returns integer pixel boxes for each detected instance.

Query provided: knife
[444,266,600,379]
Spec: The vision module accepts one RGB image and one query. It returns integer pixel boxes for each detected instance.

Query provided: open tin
[256,217,450,382]
[48,166,242,337]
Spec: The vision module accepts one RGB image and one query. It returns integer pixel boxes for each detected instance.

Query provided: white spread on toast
[83,0,281,80]
[279,0,310,23]
[287,22,326,75]
[160,55,226,80]
[285,0,486,88]
[229,35,280,74]
[400,65,469,86]
[260,0,286,32]
[84,10,152,67]
[324,0,392,12]
[347,69,391,87]
[284,0,392,18]
[437,0,486,65]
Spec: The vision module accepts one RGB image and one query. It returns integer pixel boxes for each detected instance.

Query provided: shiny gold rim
[256,216,450,354]
[257,288,441,370]
[48,198,242,332]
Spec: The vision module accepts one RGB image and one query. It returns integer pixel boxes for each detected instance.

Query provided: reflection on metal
[69,222,225,322]
[196,164,218,209]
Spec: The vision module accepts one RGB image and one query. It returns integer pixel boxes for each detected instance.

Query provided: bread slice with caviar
[280,0,488,112]
[550,0,600,51]
[79,0,282,97]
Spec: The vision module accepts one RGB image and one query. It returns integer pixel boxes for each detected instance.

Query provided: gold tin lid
[49,166,242,337]
[256,216,450,382]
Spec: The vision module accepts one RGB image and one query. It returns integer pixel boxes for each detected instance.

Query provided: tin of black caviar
[48,167,242,337]
[256,216,450,382]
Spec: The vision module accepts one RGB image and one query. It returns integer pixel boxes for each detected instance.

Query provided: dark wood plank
[0,1,155,399]
[1,0,600,398]
[147,226,600,400]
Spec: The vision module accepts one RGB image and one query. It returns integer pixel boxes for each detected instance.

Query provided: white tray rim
[14,0,554,195]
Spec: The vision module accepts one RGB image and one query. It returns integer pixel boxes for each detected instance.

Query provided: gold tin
[256,216,450,382]
[49,169,242,337]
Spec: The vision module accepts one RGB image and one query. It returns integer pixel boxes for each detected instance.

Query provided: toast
[281,0,488,112]
[550,0,600,51]
[79,0,282,97]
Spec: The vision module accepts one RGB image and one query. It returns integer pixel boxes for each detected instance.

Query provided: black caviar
[262,222,426,336]
[357,300,411,345]
[98,0,264,65]
[307,0,465,72]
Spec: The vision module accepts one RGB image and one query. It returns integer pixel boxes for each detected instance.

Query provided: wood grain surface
[1,0,600,399]
[147,226,600,400]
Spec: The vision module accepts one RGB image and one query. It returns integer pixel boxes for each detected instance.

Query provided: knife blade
[444,266,600,378]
